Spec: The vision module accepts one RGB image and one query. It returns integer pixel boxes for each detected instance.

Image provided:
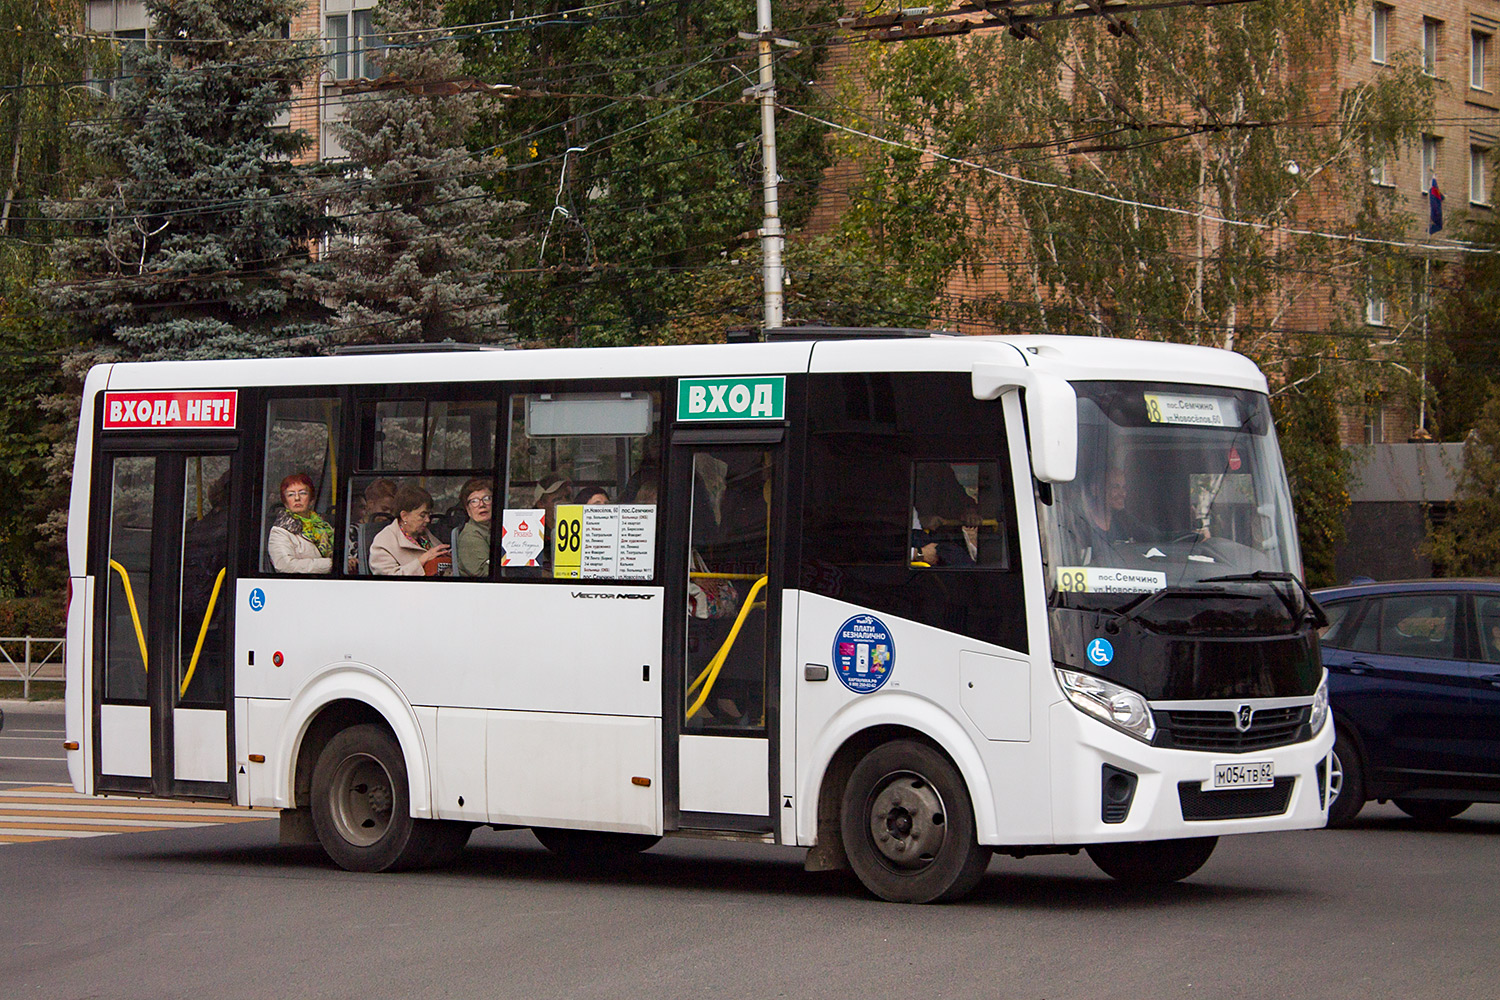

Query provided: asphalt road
[3,702,1497,1000]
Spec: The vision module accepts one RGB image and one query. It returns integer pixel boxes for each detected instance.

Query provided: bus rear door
[93,438,238,800]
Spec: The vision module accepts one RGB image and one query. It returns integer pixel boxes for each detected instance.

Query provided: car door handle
[1481,674,1500,689]
[1346,660,1374,675]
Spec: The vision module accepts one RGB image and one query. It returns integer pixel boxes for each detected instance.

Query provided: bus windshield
[1040,380,1300,609]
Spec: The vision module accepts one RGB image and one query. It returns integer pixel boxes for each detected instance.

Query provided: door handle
[804,664,829,682]
[1481,674,1500,689]
[1346,659,1374,675]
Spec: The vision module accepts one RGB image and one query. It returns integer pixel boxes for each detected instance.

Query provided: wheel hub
[1328,749,1344,804]
[867,773,946,870]
[330,752,395,848]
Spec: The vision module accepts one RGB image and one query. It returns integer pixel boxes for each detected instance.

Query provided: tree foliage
[1426,386,1500,575]
[1426,210,1500,440]
[42,0,330,360]
[840,2,1435,574]
[314,0,525,344]
[450,0,857,344]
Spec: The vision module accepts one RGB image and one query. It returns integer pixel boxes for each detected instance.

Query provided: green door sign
[677,376,785,421]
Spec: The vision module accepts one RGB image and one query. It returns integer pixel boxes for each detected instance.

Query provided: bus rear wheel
[311,723,463,872]
[840,740,991,903]
[1086,837,1218,885]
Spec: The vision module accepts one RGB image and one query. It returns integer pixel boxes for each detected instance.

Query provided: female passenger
[267,473,334,574]
[455,478,493,577]
[369,482,451,576]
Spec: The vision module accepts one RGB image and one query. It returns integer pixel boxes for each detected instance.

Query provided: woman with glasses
[267,473,334,574]
[369,482,451,576]
[455,478,494,578]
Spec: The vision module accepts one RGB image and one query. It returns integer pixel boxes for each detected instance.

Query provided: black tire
[532,828,661,859]
[1326,728,1366,829]
[839,740,992,903]
[1393,798,1472,822]
[1086,837,1218,885]
[310,723,443,873]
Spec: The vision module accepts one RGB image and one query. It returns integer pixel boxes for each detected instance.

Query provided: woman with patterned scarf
[267,473,334,574]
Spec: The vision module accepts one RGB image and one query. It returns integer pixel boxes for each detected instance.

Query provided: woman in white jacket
[267,473,334,574]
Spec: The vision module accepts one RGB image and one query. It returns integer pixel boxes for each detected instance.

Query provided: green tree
[839,3,1435,571]
[1273,365,1352,587]
[1426,386,1500,575]
[315,0,525,344]
[449,0,849,344]
[1426,211,1500,440]
[42,0,331,359]
[0,0,99,595]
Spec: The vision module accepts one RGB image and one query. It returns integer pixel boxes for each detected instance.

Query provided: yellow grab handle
[180,568,227,699]
[108,559,149,672]
[686,575,768,719]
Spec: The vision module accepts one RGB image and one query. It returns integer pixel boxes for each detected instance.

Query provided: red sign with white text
[103,390,238,430]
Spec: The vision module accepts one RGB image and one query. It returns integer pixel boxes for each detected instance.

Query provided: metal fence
[0,637,64,699]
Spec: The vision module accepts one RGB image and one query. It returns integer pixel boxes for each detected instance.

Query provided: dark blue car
[1314,579,1500,826]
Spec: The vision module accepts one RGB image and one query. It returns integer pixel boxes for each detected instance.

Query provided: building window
[1474,31,1491,90]
[1364,406,1385,444]
[1372,5,1391,64]
[1422,135,1441,190]
[1424,18,1442,76]
[326,8,382,81]
[1366,280,1388,327]
[1472,146,1491,205]
[1369,156,1393,187]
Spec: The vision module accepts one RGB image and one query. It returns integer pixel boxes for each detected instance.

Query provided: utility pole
[755,0,784,330]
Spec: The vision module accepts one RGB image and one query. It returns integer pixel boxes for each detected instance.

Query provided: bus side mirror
[972,364,1077,484]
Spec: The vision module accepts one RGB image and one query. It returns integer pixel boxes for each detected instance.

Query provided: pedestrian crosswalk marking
[0,784,275,844]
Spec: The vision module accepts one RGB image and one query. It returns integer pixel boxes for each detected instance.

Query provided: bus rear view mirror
[971,364,1077,484]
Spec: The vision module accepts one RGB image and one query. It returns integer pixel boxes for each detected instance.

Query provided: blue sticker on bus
[832,615,895,694]
[248,588,266,612]
[1086,637,1113,667]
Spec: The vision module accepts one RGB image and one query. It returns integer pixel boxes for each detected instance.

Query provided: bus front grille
[1155,707,1311,753]
[1177,777,1297,821]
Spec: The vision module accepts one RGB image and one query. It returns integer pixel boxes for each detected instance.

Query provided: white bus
[64,330,1333,902]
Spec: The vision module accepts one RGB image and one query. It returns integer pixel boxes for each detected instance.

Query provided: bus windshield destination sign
[103,389,238,430]
[677,376,784,421]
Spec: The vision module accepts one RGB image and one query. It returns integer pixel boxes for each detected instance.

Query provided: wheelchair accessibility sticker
[1086,637,1114,667]
[248,588,266,612]
[833,615,894,694]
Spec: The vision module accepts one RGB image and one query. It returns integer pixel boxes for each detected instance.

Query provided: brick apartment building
[85,0,377,162]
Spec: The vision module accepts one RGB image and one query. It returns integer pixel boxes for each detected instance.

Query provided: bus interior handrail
[108,559,149,672]
[685,574,768,720]
[180,568,227,698]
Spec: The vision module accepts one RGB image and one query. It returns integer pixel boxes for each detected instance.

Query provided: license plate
[1208,760,1274,790]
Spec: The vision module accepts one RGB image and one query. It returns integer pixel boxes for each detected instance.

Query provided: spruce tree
[43,0,330,359]
[316,0,521,344]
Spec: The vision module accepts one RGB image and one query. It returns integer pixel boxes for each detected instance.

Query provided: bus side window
[261,397,341,575]
[347,397,499,579]
[910,461,1009,570]
[502,390,661,580]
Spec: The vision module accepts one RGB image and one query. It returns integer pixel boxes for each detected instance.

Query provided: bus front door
[94,447,237,800]
[667,433,783,834]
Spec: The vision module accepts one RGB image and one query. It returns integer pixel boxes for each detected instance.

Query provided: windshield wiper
[1198,571,1328,629]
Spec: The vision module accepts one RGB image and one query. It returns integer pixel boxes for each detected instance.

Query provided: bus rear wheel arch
[839,738,991,903]
[309,723,470,872]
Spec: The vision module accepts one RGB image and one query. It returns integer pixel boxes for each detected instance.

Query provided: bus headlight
[1055,668,1156,742]
[1309,674,1329,734]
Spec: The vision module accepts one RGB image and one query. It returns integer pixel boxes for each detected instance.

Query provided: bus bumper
[1045,700,1334,844]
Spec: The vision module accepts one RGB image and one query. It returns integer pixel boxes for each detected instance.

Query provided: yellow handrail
[180,568,226,699]
[108,559,149,672]
[685,575,767,720]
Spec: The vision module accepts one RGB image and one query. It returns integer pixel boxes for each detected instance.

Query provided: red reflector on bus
[632,776,651,787]
[63,741,79,751]
[248,754,266,763]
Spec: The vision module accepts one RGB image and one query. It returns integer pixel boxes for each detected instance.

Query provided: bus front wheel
[311,723,462,872]
[1086,836,1217,885]
[840,740,991,903]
